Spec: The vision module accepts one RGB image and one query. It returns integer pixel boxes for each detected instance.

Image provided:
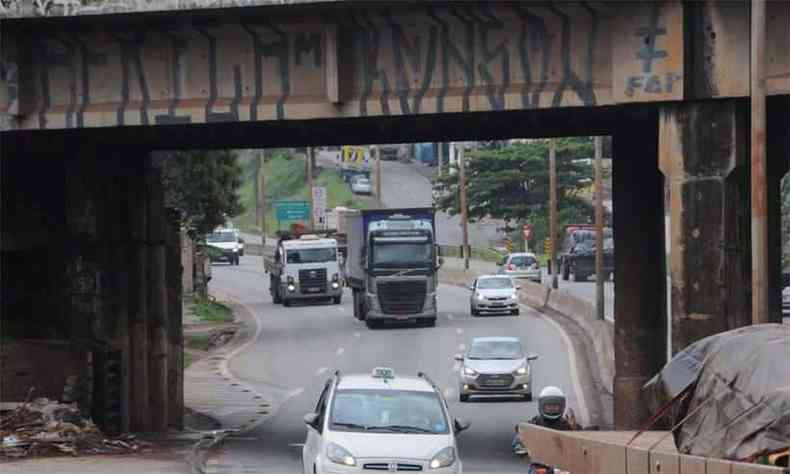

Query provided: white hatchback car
[303,368,469,474]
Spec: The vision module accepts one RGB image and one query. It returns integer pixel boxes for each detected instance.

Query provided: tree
[433,138,597,249]
[160,149,245,238]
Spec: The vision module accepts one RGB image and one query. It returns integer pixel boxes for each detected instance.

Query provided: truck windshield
[371,242,432,267]
[286,248,337,264]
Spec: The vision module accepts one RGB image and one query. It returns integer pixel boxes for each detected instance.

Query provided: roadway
[206,256,587,474]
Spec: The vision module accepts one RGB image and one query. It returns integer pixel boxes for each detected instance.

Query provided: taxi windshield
[330,389,448,434]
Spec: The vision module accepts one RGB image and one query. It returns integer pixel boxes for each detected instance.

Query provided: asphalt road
[207,256,585,474]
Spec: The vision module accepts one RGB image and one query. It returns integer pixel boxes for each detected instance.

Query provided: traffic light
[505,238,513,254]
[544,238,553,254]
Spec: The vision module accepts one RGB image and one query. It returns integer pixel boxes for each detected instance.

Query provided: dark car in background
[559,227,614,282]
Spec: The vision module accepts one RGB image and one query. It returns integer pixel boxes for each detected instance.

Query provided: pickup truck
[559,227,614,282]
[263,232,343,307]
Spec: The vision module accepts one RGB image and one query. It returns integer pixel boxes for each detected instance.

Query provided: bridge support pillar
[128,154,151,432]
[767,96,790,323]
[147,156,170,432]
[612,109,666,429]
[659,100,751,353]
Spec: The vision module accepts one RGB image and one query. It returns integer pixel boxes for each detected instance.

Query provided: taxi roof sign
[372,367,395,380]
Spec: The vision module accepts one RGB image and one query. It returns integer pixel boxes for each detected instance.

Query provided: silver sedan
[455,336,538,402]
[469,275,521,316]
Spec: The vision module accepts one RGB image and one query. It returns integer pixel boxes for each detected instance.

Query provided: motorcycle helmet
[537,386,566,420]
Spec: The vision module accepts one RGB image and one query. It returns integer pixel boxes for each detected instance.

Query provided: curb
[183,289,268,473]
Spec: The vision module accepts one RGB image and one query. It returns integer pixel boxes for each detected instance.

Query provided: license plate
[395,315,409,320]
[306,287,321,293]
[492,304,505,308]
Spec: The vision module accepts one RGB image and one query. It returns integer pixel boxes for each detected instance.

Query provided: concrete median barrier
[519,280,550,309]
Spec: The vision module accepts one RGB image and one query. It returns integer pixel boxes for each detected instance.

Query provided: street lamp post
[594,137,605,320]
[459,145,470,271]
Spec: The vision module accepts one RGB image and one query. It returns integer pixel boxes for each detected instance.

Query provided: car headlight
[476,293,486,301]
[287,284,296,292]
[232,247,238,252]
[331,281,340,289]
[429,446,455,469]
[326,442,356,466]
[463,366,477,377]
[514,365,528,376]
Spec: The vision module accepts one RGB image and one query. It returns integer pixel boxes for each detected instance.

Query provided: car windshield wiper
[369,425,436,434]
[332,422,370,431]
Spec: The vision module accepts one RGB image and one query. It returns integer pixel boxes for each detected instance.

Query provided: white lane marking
[458,344,467,351]
[288,388,304,398]
[338,307,345,312]
[316,367,328,375]
[354,332,361,339]
[456,328,463,335]
[336,347,345,356]
[447,314,455,321]
[523,304,590,426]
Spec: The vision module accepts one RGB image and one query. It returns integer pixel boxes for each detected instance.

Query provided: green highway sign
[275,201,310,221]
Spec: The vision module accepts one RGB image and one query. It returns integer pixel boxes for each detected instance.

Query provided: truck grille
[363,463,422,471]
[299,268,327,294]
[377,280,426,314]
[478,373,514,388]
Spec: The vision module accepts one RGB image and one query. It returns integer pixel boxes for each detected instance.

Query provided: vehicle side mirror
[516,285,522,290]
[527,354,538,362]
[303,412,319,429]
[468,285,475,291]
[453,354,464,362]
[438,257,445,267]
[238,238,245,244]
[454,418,471,434]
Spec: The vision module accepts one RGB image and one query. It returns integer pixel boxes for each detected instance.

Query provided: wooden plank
[679,455,707,474]
[706,459,733,474]
[651,450,681,474]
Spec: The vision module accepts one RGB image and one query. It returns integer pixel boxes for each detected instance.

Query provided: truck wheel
[283,298,291,307]
[333,295,342,305]
[573,271,587,282]
[271,278,282,304]
[234,255,240,265]
[422,318,436,328]
[562,262,570,281]
[365,319,377,329]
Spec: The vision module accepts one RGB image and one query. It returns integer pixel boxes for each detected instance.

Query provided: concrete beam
[612,107,666,429]
[659,100,751,353]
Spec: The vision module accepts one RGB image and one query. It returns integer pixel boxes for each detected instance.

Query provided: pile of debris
[0,398,148,459]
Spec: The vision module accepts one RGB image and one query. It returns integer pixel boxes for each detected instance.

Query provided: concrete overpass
[1,0,789,436]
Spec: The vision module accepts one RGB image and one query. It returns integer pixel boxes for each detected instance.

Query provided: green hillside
[232,149,370,234]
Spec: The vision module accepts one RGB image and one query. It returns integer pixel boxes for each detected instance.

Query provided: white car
[469,275,521,316]
[206,229,241,265]
[351,176,373,195]
[455,336,537,402]
[303,367,469,474]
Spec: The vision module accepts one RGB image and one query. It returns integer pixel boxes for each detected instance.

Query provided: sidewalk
[183,291,273,432]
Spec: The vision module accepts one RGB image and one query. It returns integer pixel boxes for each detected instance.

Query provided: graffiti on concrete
[624,3,681,98]
[20,2,611,129]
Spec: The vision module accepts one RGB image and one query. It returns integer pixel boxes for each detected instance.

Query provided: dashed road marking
[447,314,455,321]
[336,347,345,356]
[456,328,463,335]
[316,367,328,375]
[354,332,361,339]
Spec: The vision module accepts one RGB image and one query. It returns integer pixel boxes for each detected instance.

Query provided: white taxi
[302,367,469,474]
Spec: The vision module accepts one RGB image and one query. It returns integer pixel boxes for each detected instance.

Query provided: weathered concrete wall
[2,1,788,132]
[0,0,338,19]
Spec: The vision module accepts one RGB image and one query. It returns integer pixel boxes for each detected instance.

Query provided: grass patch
[194,300,234,322]
[184,334,212,352]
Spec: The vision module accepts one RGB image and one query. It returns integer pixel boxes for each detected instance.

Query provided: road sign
[312,186,327,228]
[274,201,310,221]
[522,223,533,241]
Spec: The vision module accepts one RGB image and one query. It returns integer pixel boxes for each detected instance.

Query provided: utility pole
[751,0,769,324]
[594,137,605,320]
[437,142,443,176]
[549,139,558,290]
[374,145,382,205]
[258,150,266,247]
[459,145,470,271]
[307,147,315,228]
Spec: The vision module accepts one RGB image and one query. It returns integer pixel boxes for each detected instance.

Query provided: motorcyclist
[512,386,573,456]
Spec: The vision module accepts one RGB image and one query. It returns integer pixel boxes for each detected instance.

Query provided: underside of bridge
[1,1,789,433]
